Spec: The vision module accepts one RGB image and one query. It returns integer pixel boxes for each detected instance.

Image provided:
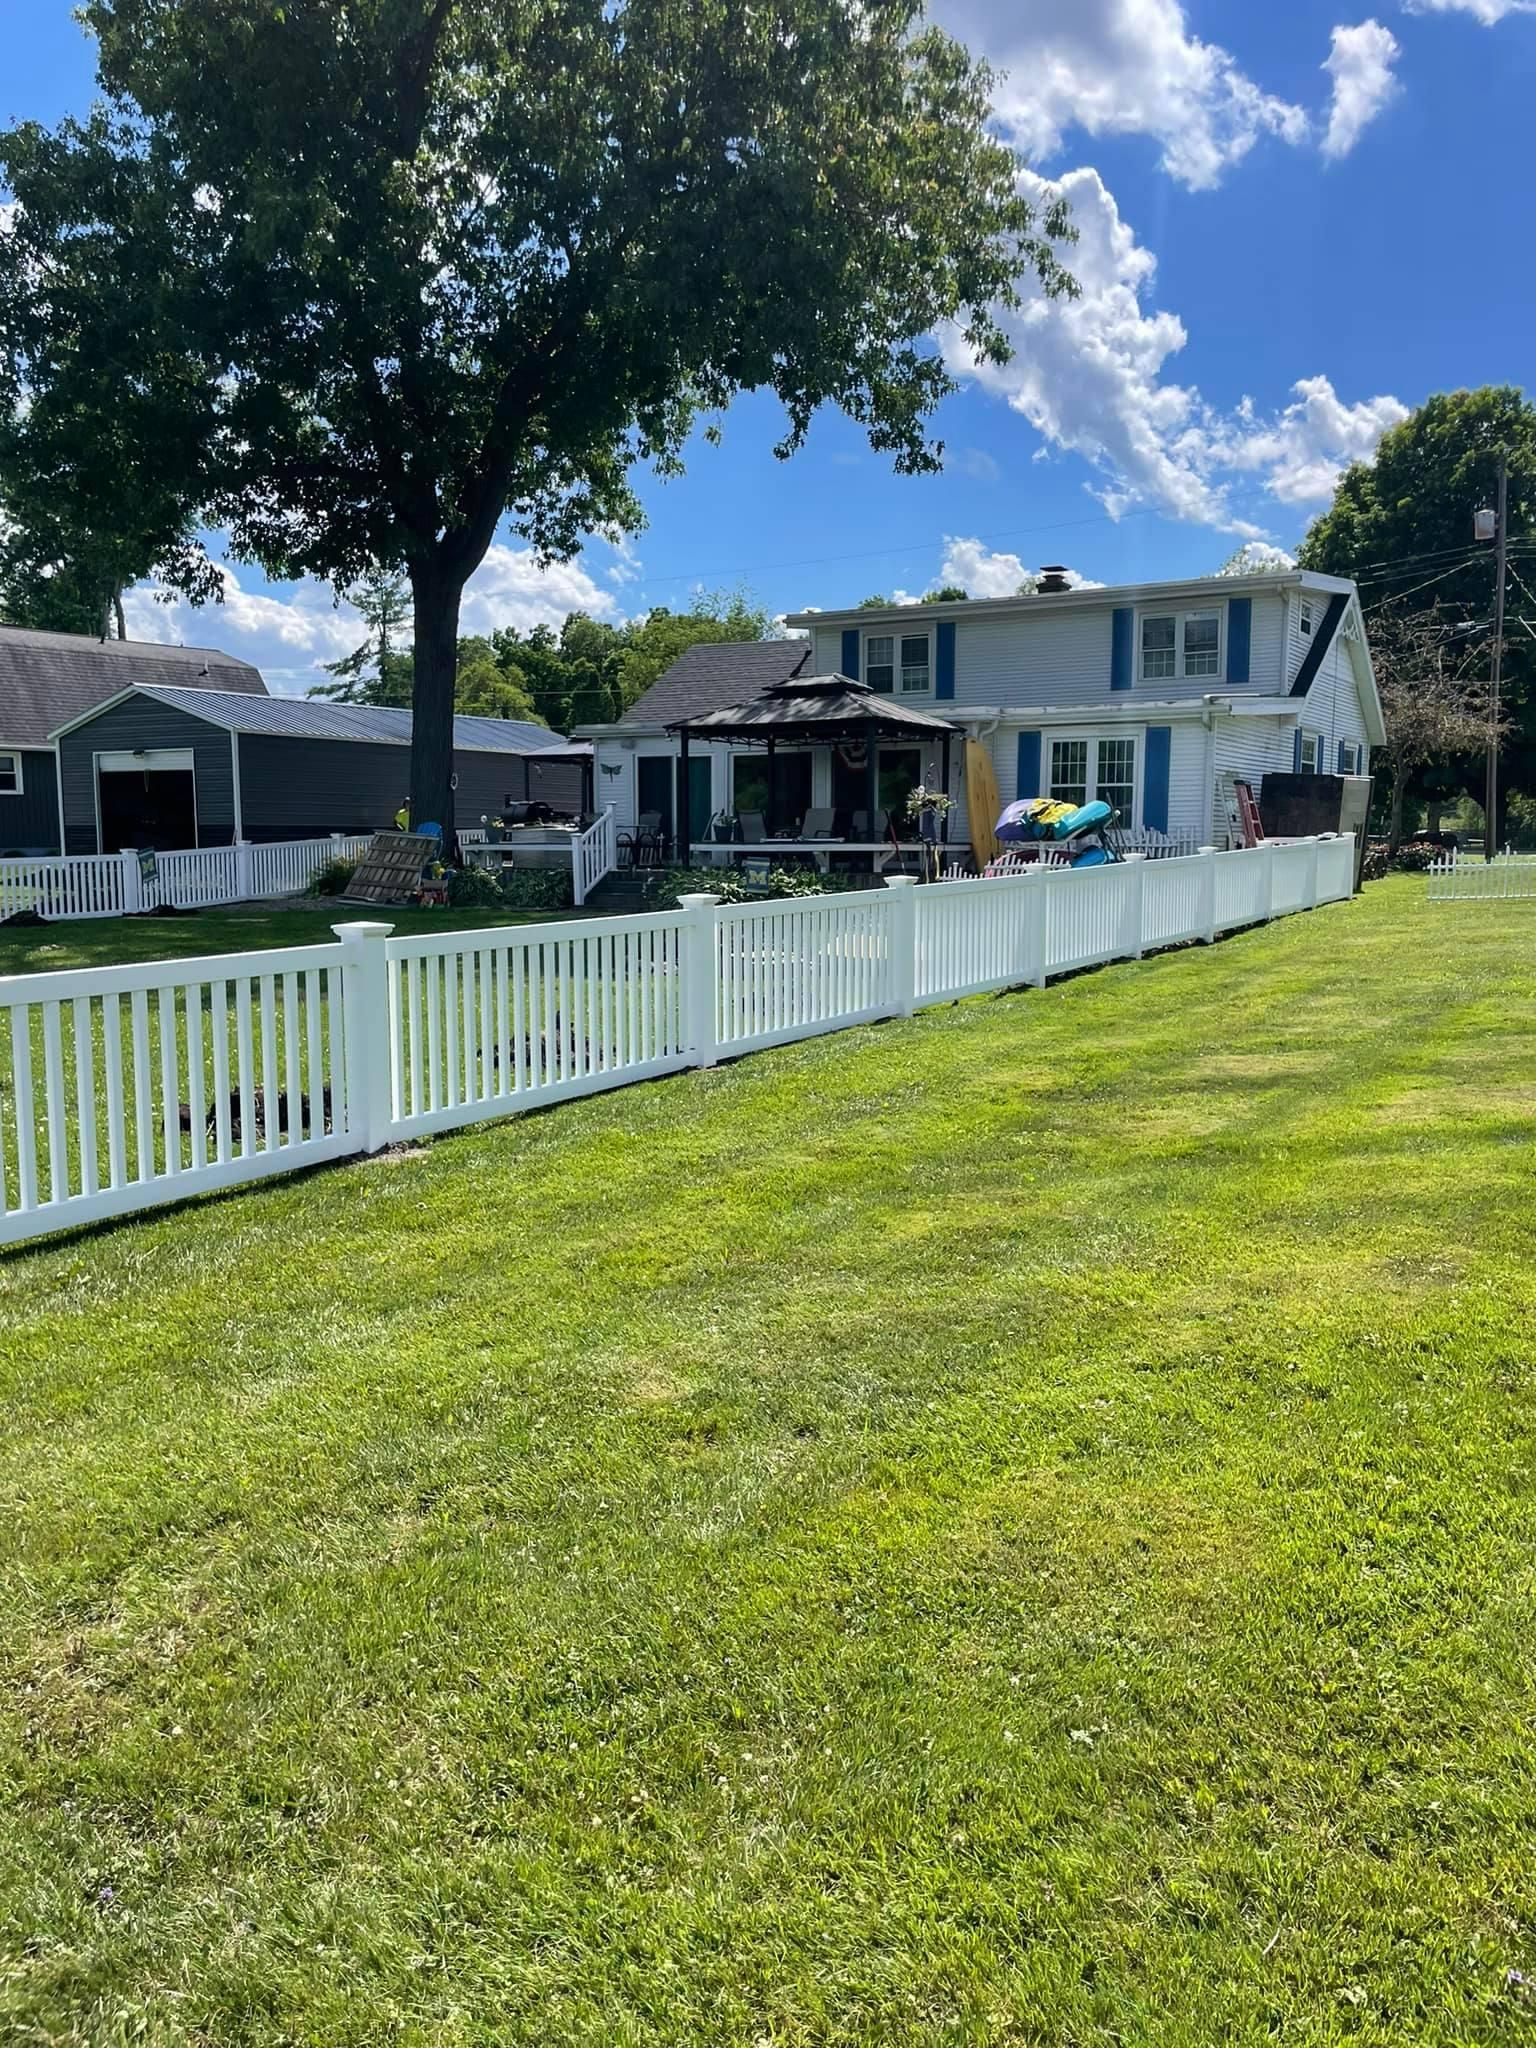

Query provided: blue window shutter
[1227,598,1251,685]
[1111,608,1134,692]
[1016,729,1042,798]
[1293,727,1303,773]
[935,621,956,701]
[1143,726,1171,834]
[840,628,860,680]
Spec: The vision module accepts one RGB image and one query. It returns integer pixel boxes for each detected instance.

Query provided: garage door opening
[96,751,198,853]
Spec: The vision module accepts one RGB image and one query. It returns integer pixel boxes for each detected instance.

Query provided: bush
[647,864,877,910]
[444,864,507,909]
[496,867,574,913]
[1391,843,1439,873]
[307,856,358,897]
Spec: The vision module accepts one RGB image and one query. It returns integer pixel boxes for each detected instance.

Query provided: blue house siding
[58,697,236,854]
[0,747,62,854]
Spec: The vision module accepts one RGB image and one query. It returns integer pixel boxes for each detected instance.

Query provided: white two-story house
[577,569,1382,857]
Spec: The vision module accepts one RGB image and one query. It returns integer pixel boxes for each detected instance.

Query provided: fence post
[1303,835,1320,911]
[884,875,918,1016]
[1030,863,1051,987]
[1258,838,1276,924]
[235,839,254,902]
[1199,845,1217,943]
[332,920,396,1153]
[1120,853,1147,961]
[119,847,143,916]
[678,893,720,1069]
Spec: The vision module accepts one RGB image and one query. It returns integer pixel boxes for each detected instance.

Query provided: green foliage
[648,864,869,908]
[921,585,970,602]
[444,863,507,909]
[3,882,1536,2041]
[304,855,359,898]
[2,0,1073,829]
[494,866,575,913]
[1299,386,1536,823]
[315,567,413,704]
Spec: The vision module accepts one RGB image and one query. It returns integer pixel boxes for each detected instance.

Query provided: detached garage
[52,685,590,853]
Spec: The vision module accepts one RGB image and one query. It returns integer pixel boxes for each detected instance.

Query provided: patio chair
[801,807,836,840]
[738,810,768,845]
[618,810,666,868]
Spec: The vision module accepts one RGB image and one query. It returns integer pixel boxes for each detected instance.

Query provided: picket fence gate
[0,835,1355,1246]
[0,835,373,923]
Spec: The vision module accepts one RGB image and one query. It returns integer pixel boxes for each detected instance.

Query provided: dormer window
[1140,609,1222,683]
[1300,599,1314,638]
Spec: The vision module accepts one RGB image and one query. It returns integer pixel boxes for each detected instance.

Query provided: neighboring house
[0,626,266,855]
[49,686,590,854]
[576,574,1381,853]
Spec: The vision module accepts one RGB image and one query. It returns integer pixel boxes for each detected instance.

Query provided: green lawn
[2,876,1535,2046]
[0,900,565,980]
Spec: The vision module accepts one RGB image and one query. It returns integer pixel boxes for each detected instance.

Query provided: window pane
[1184,613,1219,676]
[1049,739,1088,810]
[0,755,16,794]
[1300,734,1318,773]
[1096,738,1136,822]
[865,634,894,691]
[1141,615,1175,680]
[899,635,930,693]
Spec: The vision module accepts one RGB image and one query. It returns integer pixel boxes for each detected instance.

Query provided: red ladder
[1233,779,1264,847]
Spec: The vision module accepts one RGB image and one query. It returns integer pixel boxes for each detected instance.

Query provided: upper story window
[1140,609,1221,683]
[0,752,20,796]
[865,631,931,694]
[1299,598,1315,638]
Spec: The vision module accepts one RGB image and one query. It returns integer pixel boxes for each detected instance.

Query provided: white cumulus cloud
[1404,0,1534,19]
[122,547,621,697]
[943,166,1406,535]
[931,0,1310,190]
[937,537,1102,597]
[1322,21,1401,159]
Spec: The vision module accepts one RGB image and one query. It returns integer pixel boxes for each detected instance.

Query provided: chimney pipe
[1037,565,1072,595]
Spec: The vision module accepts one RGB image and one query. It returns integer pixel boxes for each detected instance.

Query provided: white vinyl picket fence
[1426,851,1536,902]
[0,835,372,923]
[0,835,1355,1246]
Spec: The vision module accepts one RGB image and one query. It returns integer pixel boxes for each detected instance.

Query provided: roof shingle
[619,639,811,726]
[0,626,266,748]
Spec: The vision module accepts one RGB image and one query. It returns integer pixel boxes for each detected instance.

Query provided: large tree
[1299,387,1536,836]
[1,0,1071,835]
[1369,605,1503,851]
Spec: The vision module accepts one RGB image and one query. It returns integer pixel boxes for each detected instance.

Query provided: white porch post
[235,839,254,901]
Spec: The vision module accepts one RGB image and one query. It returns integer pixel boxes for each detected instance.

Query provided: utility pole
[1483,449,1508,860]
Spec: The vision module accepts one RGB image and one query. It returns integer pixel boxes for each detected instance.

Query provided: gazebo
[667,673,962,866]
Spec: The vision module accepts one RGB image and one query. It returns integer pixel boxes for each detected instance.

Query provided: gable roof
[50,681,578,755]
[0,625,266,747]
[670,673,958,741]
[619,639,812,727]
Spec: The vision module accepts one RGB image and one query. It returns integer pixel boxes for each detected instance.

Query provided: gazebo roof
[667,673,959,744]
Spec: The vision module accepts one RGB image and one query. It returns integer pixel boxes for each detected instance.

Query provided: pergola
[667,674,961,864]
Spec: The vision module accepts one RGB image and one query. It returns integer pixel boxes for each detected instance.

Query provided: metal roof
[0,627,265,748]
[668,673,960,742]
[65,684,577,754]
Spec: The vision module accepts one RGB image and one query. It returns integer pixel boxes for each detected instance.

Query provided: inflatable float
[991,797,1121,868]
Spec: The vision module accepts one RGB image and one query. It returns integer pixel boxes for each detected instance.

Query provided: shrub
[307,856,358,897]
[648,865,877,910]
[497,867,574,913]
[444,864,507,909]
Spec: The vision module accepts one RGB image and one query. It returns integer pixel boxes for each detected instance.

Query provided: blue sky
[6,0,1535,689]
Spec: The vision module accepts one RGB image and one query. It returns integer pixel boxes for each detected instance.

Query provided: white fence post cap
[331,920,396,940]
[883,874,917,889]
[677,892,720,909]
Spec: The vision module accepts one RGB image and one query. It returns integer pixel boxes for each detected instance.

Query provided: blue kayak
[995,798,1115,844]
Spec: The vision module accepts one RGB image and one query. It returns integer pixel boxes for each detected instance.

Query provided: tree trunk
[1388,766,1407,855]
[114,589,126,640]
[409,565,462,845]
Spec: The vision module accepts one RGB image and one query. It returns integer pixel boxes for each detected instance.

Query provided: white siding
[1247,591,1288,694]
[1297,627,1370,771]
[1167,722,1209,842]
[1213,715,1295,845]
[813,626,843,674]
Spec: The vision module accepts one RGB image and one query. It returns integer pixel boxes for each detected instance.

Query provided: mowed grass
[2,875,1535,2046]
[0,901,566,980]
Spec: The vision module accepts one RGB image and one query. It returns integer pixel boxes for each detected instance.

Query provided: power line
[1362,559,1482,614]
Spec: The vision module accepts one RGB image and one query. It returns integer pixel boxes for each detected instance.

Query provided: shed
[50,684,588,854]
[0,627,266,855]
